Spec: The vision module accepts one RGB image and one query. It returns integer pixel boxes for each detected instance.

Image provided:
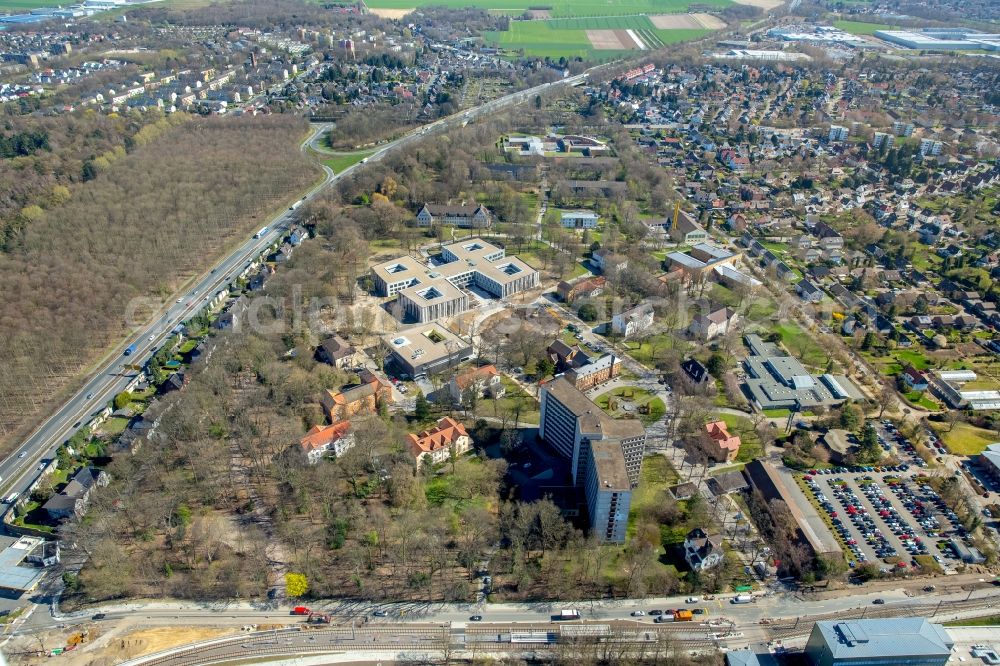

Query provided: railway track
[764,596,1000,641]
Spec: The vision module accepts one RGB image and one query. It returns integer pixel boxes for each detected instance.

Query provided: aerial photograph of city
[0,0,999,662]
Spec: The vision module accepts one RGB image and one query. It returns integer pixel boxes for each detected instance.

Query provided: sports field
[484,15,711,58]
[364,0,731,18]
[832,19,894,35]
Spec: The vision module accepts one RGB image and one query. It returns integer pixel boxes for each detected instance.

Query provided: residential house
[902,366,929,392]
[315,335,360,369]
[321,369,393,421]
[591,248,628,274]
[683,527,724,571]
[449,364,503,403]
[813,222,844,250]
[679,358,715,394]
[796,279,823,303]
[299,420,354,464]
[611,304,654,338]
[548,340,592,372]
[407,416,472,467]
[415,202,491,228]
[42,467,109,521]
[557,276,606,303]
[702,421,741,463]
[560,210,599,229]
[688,307,740,341]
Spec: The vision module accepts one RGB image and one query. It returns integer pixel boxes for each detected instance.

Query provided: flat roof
[544,376,645,441]
[811,618,953,660]
[383,326,471,368]
[590,440,631,491]
[398,278,465,304]
[666,252,707,269]
[0,536,46,591]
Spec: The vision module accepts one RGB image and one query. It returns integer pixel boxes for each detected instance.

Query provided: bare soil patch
[524,9,551,18]
[649,13,702,29]
[690,12,726,29]
[586,29,628,50]
[730,0,785,9]
[368,7,412,18]
[614,29,640,49]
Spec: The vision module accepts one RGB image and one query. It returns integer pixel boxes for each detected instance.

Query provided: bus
[254,226,268,239]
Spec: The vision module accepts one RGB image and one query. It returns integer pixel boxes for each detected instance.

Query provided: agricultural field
[485,16,711,59]
[364,0,731,18]
[0,0,58,9]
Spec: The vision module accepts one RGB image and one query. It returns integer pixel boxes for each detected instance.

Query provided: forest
[0,114,317,453]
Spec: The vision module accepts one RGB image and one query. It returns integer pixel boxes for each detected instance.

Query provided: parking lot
[804,466,965,573]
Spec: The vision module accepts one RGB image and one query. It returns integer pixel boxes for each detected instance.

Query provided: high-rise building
[539,377,646,544]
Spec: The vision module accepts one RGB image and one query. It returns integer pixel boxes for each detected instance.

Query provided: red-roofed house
[448,365,504,403]
[299,420,353,464]
[702,421,741,463]
[406,417,471,467]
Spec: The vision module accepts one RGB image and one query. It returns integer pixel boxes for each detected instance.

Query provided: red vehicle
[291,606,312,616]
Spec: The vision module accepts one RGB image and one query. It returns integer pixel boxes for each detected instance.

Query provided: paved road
[0,69,595,516]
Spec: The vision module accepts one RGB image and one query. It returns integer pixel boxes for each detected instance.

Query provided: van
[685,597,700,604]
[4,492,18,504]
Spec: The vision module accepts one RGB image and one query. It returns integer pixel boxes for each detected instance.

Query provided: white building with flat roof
[371,238,539,321]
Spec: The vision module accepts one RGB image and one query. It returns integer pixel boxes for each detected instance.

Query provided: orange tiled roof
[300,420,351,453]
[407,416,468,454]
[454,365,499,391]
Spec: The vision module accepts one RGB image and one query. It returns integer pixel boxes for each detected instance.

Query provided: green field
[366,0,730,17]
[322,151,375,174]
[832,20,894,35]
[0,0,59,9]
[485,16,710,58]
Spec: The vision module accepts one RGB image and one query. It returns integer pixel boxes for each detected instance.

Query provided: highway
[0,69,592,516]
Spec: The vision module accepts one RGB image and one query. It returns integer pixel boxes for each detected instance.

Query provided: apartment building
[585,440,632,543]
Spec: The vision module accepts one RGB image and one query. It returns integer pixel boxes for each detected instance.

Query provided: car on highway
[73,421,81,428]
[86,393,94,400]
[470,615,482,622]
[630,611,645,616]
[648,610,663,616]
[18,451,26,458]
[872,598,885,605]
[92,613,106,620]
[371,610,387,617]
[176,298,182,303]
[148,334,155,341]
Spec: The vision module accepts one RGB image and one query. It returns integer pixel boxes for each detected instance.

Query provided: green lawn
[774,322,828,370]
[832,20,894,35]
[946,615,1000,627]
[932,422,999,456]
[621,333,681,368]
[366,0,731,16]
[627,455,679,537]
[594,386,665,425]
[714,412,763,463]
[322,151,375,174]
[904,391,939,411]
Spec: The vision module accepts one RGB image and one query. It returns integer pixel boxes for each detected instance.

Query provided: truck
[558,609,581,620]
[291,606,312,616]
[123,343,138,356]
[289,201,302,211]
[731,594,754,604]
[674,609,693,622]
[254,226,269,239]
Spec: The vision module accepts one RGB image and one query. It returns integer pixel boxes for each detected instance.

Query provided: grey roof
[0,536,45,591]
[590,440,631,491]
[810,619,953,661]
[666,252,707,269]
[983,443,1000,474]
[725,649,762,666]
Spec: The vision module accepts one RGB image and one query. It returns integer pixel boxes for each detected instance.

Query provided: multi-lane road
[0,70,593,517]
